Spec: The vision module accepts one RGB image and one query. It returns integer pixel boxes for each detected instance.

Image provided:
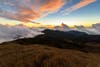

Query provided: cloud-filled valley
[0,24,43,43]
[0,23,100,43]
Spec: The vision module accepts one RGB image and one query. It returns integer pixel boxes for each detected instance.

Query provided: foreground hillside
[0,43,100,67]
[0,29,100,67]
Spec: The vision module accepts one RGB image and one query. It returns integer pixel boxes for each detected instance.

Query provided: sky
[0,0,100,27]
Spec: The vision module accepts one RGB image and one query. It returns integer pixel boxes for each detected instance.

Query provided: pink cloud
[66,0,96,12]
[0,0,65,22]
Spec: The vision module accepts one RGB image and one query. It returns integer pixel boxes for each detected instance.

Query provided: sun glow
[0,17,98,28]
[22,22,41,28]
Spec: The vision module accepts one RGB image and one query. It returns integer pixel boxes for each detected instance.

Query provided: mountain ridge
[0,29,100,67]
[1,29,100,53]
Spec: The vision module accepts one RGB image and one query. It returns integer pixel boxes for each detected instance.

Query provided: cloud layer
[0,24,43,43]
[0,23,100,43]
[53,23,100,35]
[65,0,96,13]
[0,0,65,22]
[0,0,96,22]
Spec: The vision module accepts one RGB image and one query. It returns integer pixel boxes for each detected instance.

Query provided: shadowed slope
[5,29,100,53]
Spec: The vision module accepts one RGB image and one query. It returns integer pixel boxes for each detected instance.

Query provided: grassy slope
[0,43,100,67]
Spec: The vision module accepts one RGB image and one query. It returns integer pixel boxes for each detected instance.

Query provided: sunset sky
[0,0,100,27]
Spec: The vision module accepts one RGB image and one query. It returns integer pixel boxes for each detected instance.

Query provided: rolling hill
[0,29,100,67]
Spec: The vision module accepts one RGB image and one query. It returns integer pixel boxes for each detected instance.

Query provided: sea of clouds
[54,23,100,35]
[0,23,100,43]
[0,24,44,43]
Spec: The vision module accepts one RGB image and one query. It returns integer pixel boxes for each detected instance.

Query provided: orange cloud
[40,0,65,12]
[0,0,96,23]
[66,0,96,12]
[0,0,65,22]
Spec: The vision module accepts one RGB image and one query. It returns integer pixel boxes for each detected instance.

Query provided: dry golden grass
[0,44,100,67]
